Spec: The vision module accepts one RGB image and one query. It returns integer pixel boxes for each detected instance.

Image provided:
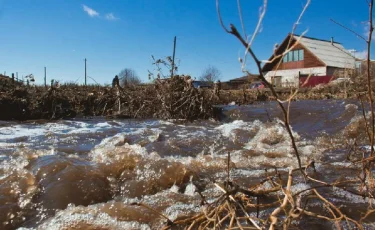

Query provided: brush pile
[153,75,215,120]
[0,76,217,120]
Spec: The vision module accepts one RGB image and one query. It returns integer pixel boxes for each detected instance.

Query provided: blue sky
[0,0,372,85]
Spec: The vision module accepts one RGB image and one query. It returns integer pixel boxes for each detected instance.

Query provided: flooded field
[0,100,373,229]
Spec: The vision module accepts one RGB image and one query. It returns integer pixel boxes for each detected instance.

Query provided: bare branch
[367,0,374,156]
[218,0,312,174]
[237,0,247,38]
[240,0,267,71]
[247,0,267,49]
[216,0,230,33]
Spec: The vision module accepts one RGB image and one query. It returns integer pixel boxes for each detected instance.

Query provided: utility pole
[44,67,47,87]
[171,36,177,77]
[84,58,87,86]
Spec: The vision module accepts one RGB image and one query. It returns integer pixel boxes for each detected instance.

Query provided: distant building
[356,59,375,74]
[192,81,212,89]
[262,34,356,87]
[226,74,259,89]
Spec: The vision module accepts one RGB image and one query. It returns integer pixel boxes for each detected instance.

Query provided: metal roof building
[293,35,356,69]
[262,34,357,87]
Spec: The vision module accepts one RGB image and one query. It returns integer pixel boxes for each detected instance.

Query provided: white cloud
[354,50,368,60]
[82,5,99,17]
[362,20,375,41]
[105,13,119,21]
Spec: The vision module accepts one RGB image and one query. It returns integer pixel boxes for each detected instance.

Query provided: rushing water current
[0,100,372,229]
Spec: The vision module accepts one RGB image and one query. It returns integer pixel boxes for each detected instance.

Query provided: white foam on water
[66,121,116,134]
[0,121,102,143]
[0,125,46,141]
[0,149,49,224]
[359,145,375,153]
[0,120,160,154]
[215,119,315,168]
[147,129,163,142]
[244,119,299,152]
[95,122,112,128]
[215,120,262,139]
[159,120,175,126]
[169,183,180,193]
[217,168,271,179]
[184,176,197,196]
[164,203,200,221]
[90,140,152,165]
[28,209,152,230]
[92,133,126,149]
[176,129,208,139]
[0,142,29,150]
[332,186,375,204]
[330,162,357,169]
[214,119,321,169]
[345,104,358,111]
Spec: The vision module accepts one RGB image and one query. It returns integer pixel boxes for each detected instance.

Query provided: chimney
[331,37,334,45]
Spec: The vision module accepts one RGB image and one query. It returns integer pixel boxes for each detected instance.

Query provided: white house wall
[264,67,327,87]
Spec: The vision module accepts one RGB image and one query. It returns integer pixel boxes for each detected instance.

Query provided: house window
[298,49,304,61]
[283,49,304,62]
[293,50,299,61]
[288,52,293,62]
[283,54,288,63]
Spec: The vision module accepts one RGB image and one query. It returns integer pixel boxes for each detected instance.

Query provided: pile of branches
[153,75,215,120]
[0,87,30,120]
[0,76,216,120]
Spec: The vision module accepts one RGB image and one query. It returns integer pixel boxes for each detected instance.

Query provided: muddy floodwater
[0,100,372,229]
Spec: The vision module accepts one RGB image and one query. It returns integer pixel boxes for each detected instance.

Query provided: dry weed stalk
[366,1,375,157]
[333,0,375,206]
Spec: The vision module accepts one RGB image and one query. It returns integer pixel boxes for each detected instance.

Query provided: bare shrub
[118,68,141,87]
[199,65,222,83]
[148,56,216,120]
[149,55,178,79]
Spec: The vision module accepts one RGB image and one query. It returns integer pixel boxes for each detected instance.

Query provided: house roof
[293,35,355,69]
[229,74,259,82]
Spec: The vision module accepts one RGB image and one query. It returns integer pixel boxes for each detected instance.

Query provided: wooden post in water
[171,36,177,77]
